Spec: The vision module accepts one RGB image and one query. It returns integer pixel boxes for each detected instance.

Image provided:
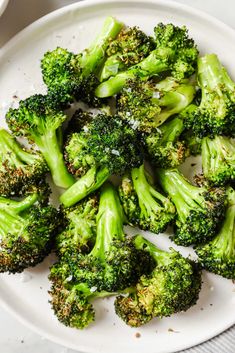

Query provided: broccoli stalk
[196,187,235,279]
[0,129,48,196]
[0,189,59,273]
[201,136,235,185]
[60,165,110,207]
[6,94,75,189]
[119,164,175,234]
[185,54,235,137]
[156,168,226,246]
[143,116,189,168]
[95,23,198,97]
[115,235,202,327]
[41,17,123,106]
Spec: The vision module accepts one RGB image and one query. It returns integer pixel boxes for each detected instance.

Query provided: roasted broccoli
[56,194,99,258]
[119,164,175,234]
[201,136,235,185]
[41,17,122,106]
[0,128,48,196]
[185,54,235,137]
[196,187,235,279]
[99,26,155,81]
[142,116,189,168]
[49,183,152,329]
[0,185,59,273]
[116,77,196,132]
[49,262,114,329]
[60,113,142,207]
[6,94,75,189]
[115,235,202,327]
[95,23,198,97]
[156,168,226,246]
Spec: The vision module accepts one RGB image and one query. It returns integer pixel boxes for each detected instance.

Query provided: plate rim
[0,0,9,17]
[0,0,235,352]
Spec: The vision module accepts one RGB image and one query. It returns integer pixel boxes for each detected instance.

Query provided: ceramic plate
[0,0,8,17]
[0,1,235,352]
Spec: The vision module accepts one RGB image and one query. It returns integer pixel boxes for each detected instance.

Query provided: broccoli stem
[197,54,224,99]
[131,165,173,217]
[80,17,123,77]
[95,48,173,97]
[0,129,40,167]
[0,210,23,236]
[90,182,125,261]
[157,85,196,125]
[134,235,172,266]
[156,169,206,222]
[0,193,38,213]
[32,129,74,189]
[159,118,184,144]
[209,188,235,257]
[60,166,110,207]
[202,136,235,176]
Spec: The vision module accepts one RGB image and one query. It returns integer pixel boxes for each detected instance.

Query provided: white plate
[0,1,235,352]
[0,0,8,17]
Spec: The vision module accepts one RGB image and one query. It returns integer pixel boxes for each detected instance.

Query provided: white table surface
[0,1,235,352]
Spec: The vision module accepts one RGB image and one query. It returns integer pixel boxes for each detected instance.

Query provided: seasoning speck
[168,328,180,333]
[191,163,196,167]
[135,332,141,338]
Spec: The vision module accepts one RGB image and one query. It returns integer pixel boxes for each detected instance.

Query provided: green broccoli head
[41,17,122,106]
[95,23,198,97]
[116,77,195,133]
[157,168,226,246]
[100,26,155,81]
[6,94,75,189]
[115,235,202,327]
[0,129,48,196]
[154,23,199,80]
[61,114,143,207]
[201,136,235,186]
[185,54,235,137]
[119,164,175,234]
[196,187,235,279]
[49,263,96,329]
[0,186,60,273]
[56,194,99,259]
[143,116,189,168]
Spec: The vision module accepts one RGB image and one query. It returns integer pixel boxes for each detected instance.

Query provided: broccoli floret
[196,187,235,279]
[95,23,198,97]
[6,94,75,189]
[201,136,235,186]
[99,26,155,81]
[143,116,189,168]
[49,262,114,329]
[41,17,123,106]
[185,54,235,137]
[56,194,99,258]
[49,184,152,329]
[64,183,151,292]
[119,164,175,234]
[156,168,226,246]
[0,186,60,273]
[60,114,142,207]
[116,77,196,132]
[115,235,202,327]
[0,129,48,196]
